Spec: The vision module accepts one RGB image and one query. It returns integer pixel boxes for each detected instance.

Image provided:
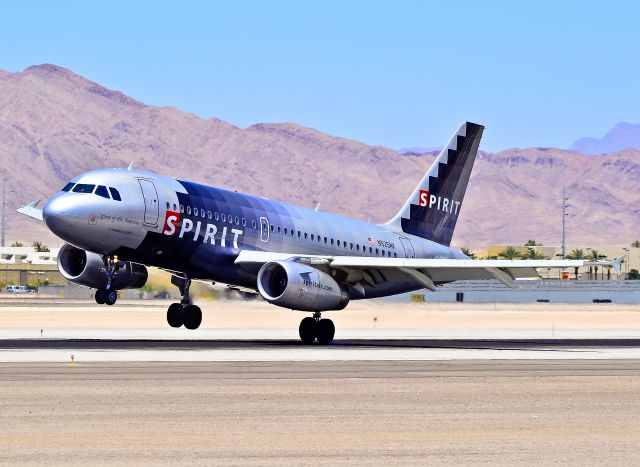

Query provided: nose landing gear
[166,276,202,330]
[299,312,335,345]
[94,256,122,306]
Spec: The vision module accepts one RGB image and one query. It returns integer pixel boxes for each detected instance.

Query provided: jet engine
[57,243,148,290]
[257,260,349,311]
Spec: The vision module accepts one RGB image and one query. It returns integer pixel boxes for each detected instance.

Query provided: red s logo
[418,189,429,207]
[162,211,181,236]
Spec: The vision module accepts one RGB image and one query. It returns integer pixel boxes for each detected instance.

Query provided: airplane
[17,121,622,344]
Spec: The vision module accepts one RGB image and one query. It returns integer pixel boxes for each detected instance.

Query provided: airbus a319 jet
[18,122,620,344]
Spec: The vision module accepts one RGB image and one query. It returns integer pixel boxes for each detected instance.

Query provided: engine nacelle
[57,243,148,290]
[257,261,349,311]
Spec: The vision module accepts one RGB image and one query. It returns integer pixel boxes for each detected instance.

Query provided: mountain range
[570,122,640,156]
[0,64,638,250]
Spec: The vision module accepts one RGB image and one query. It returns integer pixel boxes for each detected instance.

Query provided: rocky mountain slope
[0,64,637,250]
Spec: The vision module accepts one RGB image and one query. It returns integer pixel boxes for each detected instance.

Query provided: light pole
[623,248,630,278]
[1,177,6,247]
[561,186,571,259]
[1,178,15,247]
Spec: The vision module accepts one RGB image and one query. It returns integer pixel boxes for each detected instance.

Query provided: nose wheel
[94,255,122,306]
[299,313,335,345]
[166,275,203,330]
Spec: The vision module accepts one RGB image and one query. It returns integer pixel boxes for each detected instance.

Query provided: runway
[2,337,640,362]
[2,300,640,464]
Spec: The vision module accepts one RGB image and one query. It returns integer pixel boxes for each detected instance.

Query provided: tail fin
[385,121,484,246]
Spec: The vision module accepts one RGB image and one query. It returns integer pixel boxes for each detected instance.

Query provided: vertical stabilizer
[385,121,484,246]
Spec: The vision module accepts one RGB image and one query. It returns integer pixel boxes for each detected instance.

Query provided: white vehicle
[5,285,30,294]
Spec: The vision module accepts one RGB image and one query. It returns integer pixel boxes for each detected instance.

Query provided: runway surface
[2,359,640,465]
[2,337,640,362]
[2,301,640,464]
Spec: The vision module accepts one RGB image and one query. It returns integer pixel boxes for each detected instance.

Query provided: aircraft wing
[235,250,623,290]
[16,200,43,221]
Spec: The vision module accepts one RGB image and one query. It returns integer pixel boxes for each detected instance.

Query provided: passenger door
[138,179,159,226]
[260,217,270,242]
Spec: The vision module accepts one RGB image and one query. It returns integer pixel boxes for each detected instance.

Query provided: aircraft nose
[43,195,78,236]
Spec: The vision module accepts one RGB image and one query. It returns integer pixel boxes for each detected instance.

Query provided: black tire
[105,290,118,306]
[167,303,183,328]
[316,319,335,345]
[183,305,202,330]
[94,289,106,305]
[299,317,317,344]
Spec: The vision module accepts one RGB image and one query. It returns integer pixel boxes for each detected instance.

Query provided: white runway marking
[1,345,640,363]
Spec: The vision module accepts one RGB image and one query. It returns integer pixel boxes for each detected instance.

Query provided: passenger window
[252,220,257,229]
[324,237,327,244]
[228,215,233,224]
[270,225,274,232]
[95,185,110,199]
[356,245,360,251]
[109,187,122,201]
[208,211,212,220]
[61,182,75,192]
[311,234,314,241]
[350,243,353,249]
[73,184,96,194]
[284,228,288,235]
[336,240,340,247]
[235,216,239,225]
[187,206,191,215]
[277,226,281,233]
[394,252,397,258]
[173,204,177,211]
[331,239,334,245]
[221,213,226,222]
[180,205,184,213]
[215,212,219,221]
[369,247,373,253]
[166,202,170,209]
[242,218,246,227]
[297,231,301,238]
[376,248,379,255]
[304,233,308,239]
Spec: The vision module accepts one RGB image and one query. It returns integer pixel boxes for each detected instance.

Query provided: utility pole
[1,177,6,247]
[561,186,570,259]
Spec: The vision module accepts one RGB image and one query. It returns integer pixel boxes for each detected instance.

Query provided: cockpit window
[109,187,122,201]
[72,184,96,194]
[61,182,75,192]
[95,185,110,199]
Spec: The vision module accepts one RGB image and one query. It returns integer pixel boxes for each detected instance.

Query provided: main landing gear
[166,276,202,330]
[299,312,335,345]
[94,256,121,306]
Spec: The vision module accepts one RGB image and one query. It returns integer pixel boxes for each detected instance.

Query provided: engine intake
[257,261,349,311]
[57,243,148,290]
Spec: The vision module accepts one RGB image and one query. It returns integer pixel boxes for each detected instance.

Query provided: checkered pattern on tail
[385,122,484,247]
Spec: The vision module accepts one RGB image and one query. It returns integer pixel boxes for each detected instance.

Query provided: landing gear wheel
[94,288,106,305]
[183,305,202,330]
[299,317,317,344]
[167,303,183,328]
[104,289,118,306]
[316,319,335,345]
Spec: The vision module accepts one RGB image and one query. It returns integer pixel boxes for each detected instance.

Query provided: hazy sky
[1,1,638,151]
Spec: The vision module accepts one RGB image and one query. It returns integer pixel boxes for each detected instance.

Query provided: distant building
[0,247,64,287]
[473,245,640,280]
